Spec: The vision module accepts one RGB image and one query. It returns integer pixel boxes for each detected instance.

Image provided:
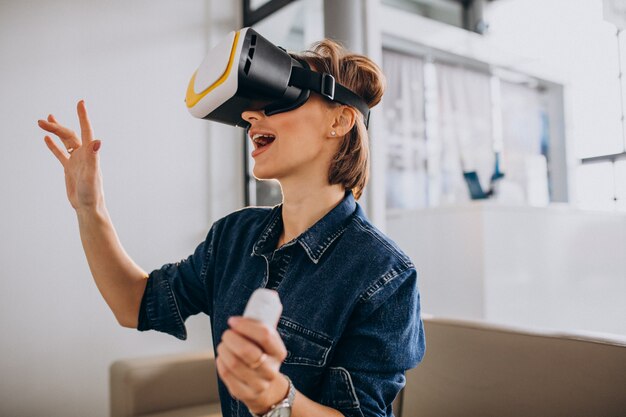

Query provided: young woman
[39,39,425,417]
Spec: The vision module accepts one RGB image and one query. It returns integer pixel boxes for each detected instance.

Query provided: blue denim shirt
[138,191,425,417]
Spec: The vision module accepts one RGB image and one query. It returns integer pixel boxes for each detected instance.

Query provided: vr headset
[185,27,370,129]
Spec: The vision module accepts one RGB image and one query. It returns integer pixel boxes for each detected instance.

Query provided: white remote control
[243,288,283,328]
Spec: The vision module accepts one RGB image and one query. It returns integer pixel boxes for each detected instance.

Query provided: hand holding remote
[220,289,289,414]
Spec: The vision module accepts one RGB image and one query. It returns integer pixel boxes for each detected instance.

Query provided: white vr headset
[185,27,370,129]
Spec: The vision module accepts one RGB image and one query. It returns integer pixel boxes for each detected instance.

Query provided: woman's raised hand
[39,100,104,212]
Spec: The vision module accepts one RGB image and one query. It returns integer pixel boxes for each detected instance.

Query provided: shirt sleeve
[317,266,426,417]
[137,226,216,340]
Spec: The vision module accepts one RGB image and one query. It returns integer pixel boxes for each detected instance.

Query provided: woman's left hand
[216,316,290,414]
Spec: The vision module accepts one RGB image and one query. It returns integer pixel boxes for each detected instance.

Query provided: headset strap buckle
[320,73,336,101]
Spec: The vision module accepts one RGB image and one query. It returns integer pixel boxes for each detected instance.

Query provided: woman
[38,38,425,417]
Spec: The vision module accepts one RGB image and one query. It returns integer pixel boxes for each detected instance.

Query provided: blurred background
[1,0,625,415]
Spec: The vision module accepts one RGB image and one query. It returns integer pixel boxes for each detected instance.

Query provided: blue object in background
[463,152,505,200]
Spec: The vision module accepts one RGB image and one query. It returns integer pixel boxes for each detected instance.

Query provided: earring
[331,130,336,136]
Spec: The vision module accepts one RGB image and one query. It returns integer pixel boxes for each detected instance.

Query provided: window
[381,42,562,210]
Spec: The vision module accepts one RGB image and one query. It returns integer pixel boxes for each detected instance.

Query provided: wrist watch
[250,375,295,417]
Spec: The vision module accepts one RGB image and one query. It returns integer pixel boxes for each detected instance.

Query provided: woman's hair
[292,40,386,200]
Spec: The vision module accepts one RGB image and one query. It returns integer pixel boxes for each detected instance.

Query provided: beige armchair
[110,351,221,417]
[400,317,626,417]
[110,318,626,417]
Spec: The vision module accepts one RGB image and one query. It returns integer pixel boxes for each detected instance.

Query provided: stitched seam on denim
[279,326,325,366]
[279,317,332,367]
[330,367,362,410]
[265,248,291,290]
[283,354,326,366]
[352,218,413,270]
[275,250,291,290]
[144,277,157,329]
[200,217,224,283]
[199,238,214,289]
[252,208,281,256]
[359,265,412,303]
[314,226,348,258]
[230,397,239,417]
[279,317,333,342]
[285,340,331,367]
[280,250,290,272]
[260,254,270,288]
[162,272,186,339]
[281,239,298,248]
[276,249,291,275]
[297,195,356,262]
[299,240,318,264]
[299,225,347,264]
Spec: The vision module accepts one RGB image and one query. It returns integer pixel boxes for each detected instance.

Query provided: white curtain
[382,49,428,209]
[435,62,494,205]
[500,80,549,205]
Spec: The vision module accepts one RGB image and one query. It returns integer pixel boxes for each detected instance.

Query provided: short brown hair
[293,40,386,200]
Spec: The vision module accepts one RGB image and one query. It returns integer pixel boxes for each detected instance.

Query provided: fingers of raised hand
[77,100,94,143]
[44,135,69,165]
[38,115,81,151]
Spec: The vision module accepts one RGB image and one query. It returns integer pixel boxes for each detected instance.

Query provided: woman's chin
[252,166,277,181]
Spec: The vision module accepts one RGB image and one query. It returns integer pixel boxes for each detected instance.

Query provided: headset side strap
[289,67,370,127]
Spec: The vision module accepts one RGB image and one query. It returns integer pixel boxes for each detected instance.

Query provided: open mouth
[251,133,276,150]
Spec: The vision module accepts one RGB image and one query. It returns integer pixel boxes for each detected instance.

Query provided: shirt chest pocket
[277,317,333,367]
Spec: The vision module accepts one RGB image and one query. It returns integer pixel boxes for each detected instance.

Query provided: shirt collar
[252,190,357,264]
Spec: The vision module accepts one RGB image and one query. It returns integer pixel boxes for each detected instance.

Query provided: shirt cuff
[137,268,187,340]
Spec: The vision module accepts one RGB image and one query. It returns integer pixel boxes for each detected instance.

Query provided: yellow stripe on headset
[185,30,241,109]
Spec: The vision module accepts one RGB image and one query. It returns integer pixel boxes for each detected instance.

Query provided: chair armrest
[110,350,219,417]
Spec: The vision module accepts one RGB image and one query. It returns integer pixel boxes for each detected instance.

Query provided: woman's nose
[241,109,265,124]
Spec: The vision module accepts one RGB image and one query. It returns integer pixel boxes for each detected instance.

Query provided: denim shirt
[138,191,426,417]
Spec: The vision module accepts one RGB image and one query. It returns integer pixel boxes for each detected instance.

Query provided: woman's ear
[329,106,357,138]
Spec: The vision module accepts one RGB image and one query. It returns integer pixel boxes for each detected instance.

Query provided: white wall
[0,1,242,416]
[387,204,626,336]
[486,0,625,160]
